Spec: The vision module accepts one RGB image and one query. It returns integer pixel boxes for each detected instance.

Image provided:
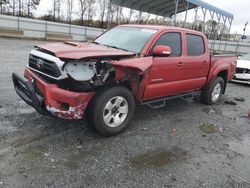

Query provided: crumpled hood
[35,41,135,60]
[237,59,250,69]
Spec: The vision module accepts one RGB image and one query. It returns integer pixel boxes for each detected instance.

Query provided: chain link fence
[0,14,105,41]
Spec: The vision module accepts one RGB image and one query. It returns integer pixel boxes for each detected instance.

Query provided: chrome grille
[29,54,61,78]
[236,68,250,74]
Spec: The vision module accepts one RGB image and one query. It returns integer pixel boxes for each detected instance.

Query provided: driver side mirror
[152,45,171,57]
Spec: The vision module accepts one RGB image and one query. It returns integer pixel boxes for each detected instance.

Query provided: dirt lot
[0,37,250,188]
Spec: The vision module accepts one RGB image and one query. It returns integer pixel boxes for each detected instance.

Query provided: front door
[143,32,185,100]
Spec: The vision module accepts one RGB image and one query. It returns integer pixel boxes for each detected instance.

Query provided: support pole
[218,16,227,51]
[235,22,246,53]
[173,0,179,26]
[183,0,190,27]
[155,15,158,25]
[224,19,232,51]
[192,7,198,30]
[45,20,48,40]
[17,16,20,30]
[207,10,215,49]
[211,13,221,51]
[118,6,121,25]
[147,13,150,24]
[138,11,142,24]
[107,0,112,29]
[235,35,241,53]
[84,27,87,41]
[201,8,207,32]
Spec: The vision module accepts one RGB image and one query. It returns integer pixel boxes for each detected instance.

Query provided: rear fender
[205,63,230,90]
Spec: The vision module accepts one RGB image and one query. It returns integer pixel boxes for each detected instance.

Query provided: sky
[203,0,250,35]
[36,0,250,35]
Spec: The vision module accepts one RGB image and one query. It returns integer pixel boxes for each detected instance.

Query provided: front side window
[186,34,205,56]
[153,32,182,57]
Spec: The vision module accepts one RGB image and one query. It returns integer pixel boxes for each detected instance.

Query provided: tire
[87,86,135,137]
[201,77,225,105]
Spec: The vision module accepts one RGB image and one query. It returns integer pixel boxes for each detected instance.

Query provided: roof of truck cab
[119,24,205,35]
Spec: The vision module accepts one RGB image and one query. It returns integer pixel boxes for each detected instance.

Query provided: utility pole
[236,22,248,53]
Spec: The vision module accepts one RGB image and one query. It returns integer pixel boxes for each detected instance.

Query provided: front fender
[111,57,153,100]
[112,57,153,74]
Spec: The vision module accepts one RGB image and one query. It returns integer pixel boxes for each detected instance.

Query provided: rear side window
[154,32,181,57]
[186,34,205,56]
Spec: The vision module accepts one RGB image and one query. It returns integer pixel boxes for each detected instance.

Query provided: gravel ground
[0,37,250,188]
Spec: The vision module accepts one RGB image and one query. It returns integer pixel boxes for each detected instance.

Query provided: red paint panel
[24,68,95,120]
[112,57,153,73]
[205,55,237,87]
[36,42,135,60]
[144,77,206,100]
[144,56,184,99]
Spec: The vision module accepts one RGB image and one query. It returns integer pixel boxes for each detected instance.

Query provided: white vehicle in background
[232,54,250,85]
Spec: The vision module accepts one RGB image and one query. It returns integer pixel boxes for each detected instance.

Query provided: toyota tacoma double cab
[12,25,237,136]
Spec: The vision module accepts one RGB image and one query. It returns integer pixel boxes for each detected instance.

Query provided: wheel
[201,77,225,105]
[87,86,135,136]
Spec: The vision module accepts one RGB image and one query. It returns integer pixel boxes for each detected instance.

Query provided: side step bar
[142,91,201,109]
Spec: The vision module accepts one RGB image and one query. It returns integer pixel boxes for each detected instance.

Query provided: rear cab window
[153,32,182,57]
[186,34,205,56]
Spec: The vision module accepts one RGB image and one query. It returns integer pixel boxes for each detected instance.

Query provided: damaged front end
[13,68,95,120]
[13,45,152,120]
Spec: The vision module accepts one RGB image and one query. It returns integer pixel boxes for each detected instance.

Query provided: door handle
[202,60,207,65]
[178,62,184,67]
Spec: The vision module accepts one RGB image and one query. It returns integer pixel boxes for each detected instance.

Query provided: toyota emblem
[37,59,44,68]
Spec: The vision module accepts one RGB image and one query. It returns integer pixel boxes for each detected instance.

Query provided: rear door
[181,33,210,91]
[143,32,185,100]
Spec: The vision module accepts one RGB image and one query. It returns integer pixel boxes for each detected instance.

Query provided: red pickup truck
[13,25,237,136]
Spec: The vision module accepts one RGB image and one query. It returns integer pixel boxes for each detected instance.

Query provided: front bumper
[232,73,250,85]
[12,68,95,119]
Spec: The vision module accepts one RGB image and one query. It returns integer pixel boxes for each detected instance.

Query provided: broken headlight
[64,61,96,81]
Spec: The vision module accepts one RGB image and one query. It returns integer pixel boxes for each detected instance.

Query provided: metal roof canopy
[108,0,234,51]
[111,0,234,19]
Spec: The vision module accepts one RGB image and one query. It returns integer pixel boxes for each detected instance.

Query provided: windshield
[241,54,250,61]
[95,27,157,53]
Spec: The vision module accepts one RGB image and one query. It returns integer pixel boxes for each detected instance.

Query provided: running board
[142,91,201,109]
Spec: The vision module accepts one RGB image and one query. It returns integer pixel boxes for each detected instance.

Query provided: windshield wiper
[104,44,134,53]
[92,41,100,45]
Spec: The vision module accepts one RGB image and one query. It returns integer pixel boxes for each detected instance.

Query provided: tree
[52,0,61,21]
[78,0,87,25]
[126,8,134,23]
[86,0,96,25]
[17,0,27,17]
[27,0,40,18]
[0,0,9,14]
[204,20,218,39]
[18,0,21,15]
[108,4,117,24]
[12,0,16,15]
[66,0,73,23]
[115,5,123,24]
[98,0,108,28]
